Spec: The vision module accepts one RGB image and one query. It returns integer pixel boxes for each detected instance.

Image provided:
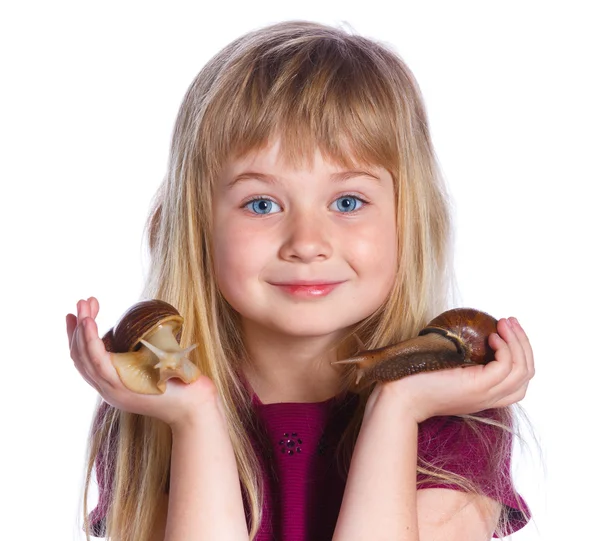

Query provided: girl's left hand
[366,317,535,423]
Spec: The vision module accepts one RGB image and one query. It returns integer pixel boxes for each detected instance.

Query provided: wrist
[366,382,426,424]
[168,394,222,436]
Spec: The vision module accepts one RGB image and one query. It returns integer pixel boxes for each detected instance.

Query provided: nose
[279,209,333,262]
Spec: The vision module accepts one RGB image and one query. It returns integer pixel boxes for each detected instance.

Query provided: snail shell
[419,308,497,365]
[332,308,498,386]
[102,299,200,395]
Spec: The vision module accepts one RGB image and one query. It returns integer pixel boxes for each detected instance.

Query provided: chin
[259,310,361,338]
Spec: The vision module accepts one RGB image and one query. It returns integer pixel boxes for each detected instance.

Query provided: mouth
[271,281,345,297]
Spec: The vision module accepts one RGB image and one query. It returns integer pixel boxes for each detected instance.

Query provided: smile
[272,282,344,298]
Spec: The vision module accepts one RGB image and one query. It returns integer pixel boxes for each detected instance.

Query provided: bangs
[199,28,403,178]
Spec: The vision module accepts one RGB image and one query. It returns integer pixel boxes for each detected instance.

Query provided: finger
[70,324,101,392]
[78,298,92,321]
[88,296,100,319]
[509,317,535,378]
[502,317,531,386]
[66,313,77,348]
[480,331,513,386]
[81,317,120,388]
[491,319,528,387]
[76,315,100,379]
[498,319,527,374]
[498,318,526,367]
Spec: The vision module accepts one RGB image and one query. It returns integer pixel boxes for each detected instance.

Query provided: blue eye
[334,195,364,213]
[243,194,368,215]
[245,198,282,215]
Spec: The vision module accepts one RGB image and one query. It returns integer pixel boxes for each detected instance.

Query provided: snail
[332,308,498,386]
[102,299,201,394]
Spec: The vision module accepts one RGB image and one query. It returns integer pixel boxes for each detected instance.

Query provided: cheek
[349,220,397,272]
[212,219,268,293]
[345,219,398,309]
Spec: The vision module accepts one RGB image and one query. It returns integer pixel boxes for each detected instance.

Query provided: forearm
[332,387,420,541]
[165,396,248,541]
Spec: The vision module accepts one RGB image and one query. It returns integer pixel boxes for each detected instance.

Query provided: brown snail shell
[102,299,200,395]
[332,308,498,386]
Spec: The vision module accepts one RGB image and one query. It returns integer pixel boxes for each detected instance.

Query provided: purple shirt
[89,393,529,539]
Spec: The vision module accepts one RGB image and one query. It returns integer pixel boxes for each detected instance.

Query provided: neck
[240,320,348,404]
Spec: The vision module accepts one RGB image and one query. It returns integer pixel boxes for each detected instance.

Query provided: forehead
[221,137,382,179]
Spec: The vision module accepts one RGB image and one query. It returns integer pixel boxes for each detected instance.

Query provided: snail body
[332,308,498,386]
[102,299,200,394]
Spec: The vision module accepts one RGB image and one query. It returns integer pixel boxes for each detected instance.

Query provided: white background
[1,1,598,539]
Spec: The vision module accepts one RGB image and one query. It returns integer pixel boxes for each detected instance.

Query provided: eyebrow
[226,169,381,189]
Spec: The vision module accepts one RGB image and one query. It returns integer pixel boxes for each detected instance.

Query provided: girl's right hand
[67,297,220,430]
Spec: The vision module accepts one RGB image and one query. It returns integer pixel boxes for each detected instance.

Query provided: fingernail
[506,318,513,328]
[509,317,519,327]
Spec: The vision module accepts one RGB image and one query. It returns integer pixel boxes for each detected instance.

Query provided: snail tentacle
[103,299,201,394]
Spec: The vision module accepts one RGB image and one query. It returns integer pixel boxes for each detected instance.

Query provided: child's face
[212,137,398,340]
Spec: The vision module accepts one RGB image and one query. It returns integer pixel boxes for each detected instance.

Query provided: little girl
[68,20,534,541]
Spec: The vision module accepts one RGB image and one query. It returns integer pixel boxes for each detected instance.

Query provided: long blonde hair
[81,20,530,540]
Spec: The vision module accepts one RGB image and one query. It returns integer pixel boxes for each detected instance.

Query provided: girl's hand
[67,297,219,430]
[367,317,535,423]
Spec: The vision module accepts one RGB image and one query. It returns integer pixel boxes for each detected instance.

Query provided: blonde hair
[81,20,530,540]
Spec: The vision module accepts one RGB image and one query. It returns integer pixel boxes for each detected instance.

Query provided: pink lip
[273,282,344,297]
